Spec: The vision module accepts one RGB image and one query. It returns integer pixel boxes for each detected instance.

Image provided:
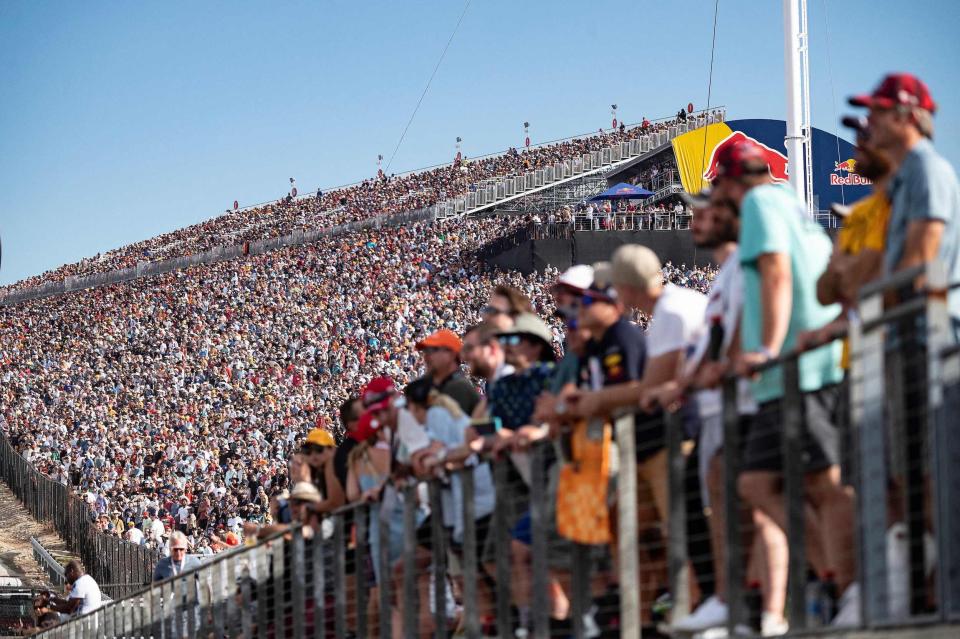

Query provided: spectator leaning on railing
[709,137,858,626]
[848,73,960,341]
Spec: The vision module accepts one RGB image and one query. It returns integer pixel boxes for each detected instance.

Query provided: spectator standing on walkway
[153,531,201,581]
[709,138,857,626]
[849,73,960,340]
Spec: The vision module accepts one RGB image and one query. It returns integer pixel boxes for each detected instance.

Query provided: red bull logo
[702,131,789,182]
[830,158,872,186]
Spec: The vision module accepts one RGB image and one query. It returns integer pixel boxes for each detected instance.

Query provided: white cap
[553,264,594,293]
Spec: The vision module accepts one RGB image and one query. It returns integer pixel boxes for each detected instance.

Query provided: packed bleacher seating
[0,114,707,296]
[0,213,720,560]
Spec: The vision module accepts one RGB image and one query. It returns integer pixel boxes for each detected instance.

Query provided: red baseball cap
[709,139,771,181]
[849,73,936,114]
[362,376,396,410]
[350,409,380,442]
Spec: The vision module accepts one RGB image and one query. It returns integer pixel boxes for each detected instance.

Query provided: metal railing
[31,537,67,591]
[0,434,159,600]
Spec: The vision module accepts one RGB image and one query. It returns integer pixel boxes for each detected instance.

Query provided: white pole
[783,0,806,203]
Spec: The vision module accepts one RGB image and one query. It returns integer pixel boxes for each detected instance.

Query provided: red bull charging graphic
[672,118,871,211]
[702,131,790,183]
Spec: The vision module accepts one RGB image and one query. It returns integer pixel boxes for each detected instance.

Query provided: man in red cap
[850,73,960,334]
[711,137,858,626]
[415,329,481,416]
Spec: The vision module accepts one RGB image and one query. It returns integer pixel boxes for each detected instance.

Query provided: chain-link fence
[0,434,159,600]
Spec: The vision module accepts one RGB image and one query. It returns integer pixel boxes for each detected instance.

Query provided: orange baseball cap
[415,329,462,354]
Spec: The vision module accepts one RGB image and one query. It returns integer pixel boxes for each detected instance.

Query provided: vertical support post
[571,544,591,638]
[240,563,254,639]
[782,356,807,629]
[922,261,957,621]
[666,410,690,620]
[378,497,393,639]
[355,505,369,639]
[493,459,513,637]
[430,480,448,638]
[402,484,419,639]
[723,378,744,636]
[226,555,240,639]
[460,468,481,637]
[782,0,807,205]
[900,308,929,617]
[935,344,960,621]
[312,529,327,639]
[292,528,306,639]
[173,575,186,639]
[530,443,550,639]
[851,289,888,625]
[332,515,347,639]
[614,412,641,638]
[256,545,269,639]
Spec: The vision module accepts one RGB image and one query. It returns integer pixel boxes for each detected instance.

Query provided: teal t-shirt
[739,183,843,403]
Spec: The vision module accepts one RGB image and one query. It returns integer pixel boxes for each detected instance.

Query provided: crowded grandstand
[1,20,958,635]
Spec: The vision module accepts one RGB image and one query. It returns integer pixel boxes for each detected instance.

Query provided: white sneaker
[693,623,753,639]
[672,595,729,632]
[760,612,788,636]
[831,582,861,628]
[583,604,601,638]
[887,523,909,619]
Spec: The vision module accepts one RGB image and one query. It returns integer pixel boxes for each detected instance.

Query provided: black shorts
[416,514,434,549]
[449,514,493,568]
[742,384,842,474]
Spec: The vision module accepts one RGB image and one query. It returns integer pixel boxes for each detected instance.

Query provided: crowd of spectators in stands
[0,212,719,564]
[0,112,719,296]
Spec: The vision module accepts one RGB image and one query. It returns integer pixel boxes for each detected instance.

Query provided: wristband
[760,346,777,361]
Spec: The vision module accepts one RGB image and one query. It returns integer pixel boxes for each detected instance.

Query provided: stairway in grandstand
[435,111,724,221]
[0,482,72,590]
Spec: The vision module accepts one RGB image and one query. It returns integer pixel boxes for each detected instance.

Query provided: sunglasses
[481,305,509,316]
[498,335,523,346]
[301,444,330,454]
[420,346,450,355]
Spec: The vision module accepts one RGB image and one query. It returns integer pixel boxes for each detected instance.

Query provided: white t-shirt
[69,574,103,616]
[149,518,165,541]
[684,249,756,417]
[395,408,431,463]
[646,284,708,358]
[178,507,191,524]
[127,527,144,544]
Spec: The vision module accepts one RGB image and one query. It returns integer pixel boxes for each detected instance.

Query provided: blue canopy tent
[589,182,654,201]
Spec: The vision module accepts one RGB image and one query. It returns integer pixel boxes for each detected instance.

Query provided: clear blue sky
[1,0,957,285]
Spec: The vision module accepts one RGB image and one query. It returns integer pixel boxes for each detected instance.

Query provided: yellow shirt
[836,191,890,368]
[838,191,890,256]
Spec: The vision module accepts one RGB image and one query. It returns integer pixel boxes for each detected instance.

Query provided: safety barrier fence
[0,434,159,600]
[31,537,67,591]
[38,275,960,639]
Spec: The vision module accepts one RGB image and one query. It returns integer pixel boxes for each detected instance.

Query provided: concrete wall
[487,230,712,274]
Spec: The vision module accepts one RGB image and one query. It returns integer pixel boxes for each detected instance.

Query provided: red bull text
[831,158,872,186]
